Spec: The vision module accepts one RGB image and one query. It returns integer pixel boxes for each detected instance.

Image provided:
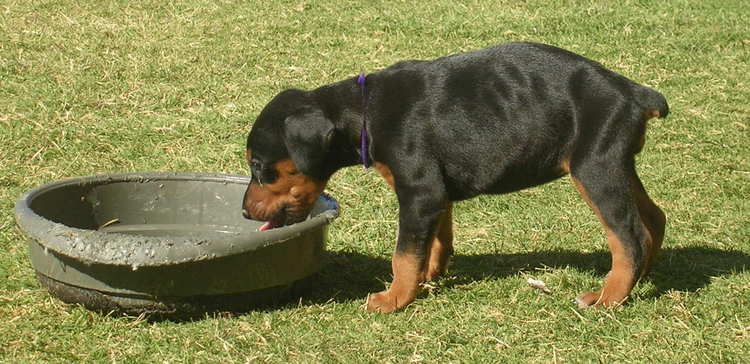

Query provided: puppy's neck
[311,77,371,169]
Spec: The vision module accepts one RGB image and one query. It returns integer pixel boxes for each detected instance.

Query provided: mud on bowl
[14,172,339,318]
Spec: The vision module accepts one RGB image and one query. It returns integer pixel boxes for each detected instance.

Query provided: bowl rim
[14,171,339,267]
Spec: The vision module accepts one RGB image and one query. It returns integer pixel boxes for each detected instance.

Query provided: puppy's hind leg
[425,202,454,282]
[570,159,650,308]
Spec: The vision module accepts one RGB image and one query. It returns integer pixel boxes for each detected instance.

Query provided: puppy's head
[242,89,335,230]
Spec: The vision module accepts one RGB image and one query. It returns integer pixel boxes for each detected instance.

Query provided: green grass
[2,0,749,362]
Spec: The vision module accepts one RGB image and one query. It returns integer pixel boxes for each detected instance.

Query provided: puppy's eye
[249,159,262,170]
[249,160,264,184]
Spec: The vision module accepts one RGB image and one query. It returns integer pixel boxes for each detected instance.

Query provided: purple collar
[356,72,371,168]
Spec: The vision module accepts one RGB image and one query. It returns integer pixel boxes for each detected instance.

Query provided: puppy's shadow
[308,247,750,304]
[646,247,750,295]
[138,247,746,321]
[446,247,749,296]
[304,251,392,304]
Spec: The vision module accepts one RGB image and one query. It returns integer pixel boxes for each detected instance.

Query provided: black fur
[246,41,668,286]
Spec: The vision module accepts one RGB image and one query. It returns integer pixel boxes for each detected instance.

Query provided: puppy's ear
[283,108,334,180]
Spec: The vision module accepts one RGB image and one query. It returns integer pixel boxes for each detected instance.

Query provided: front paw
[574,290,602,308]
[574,290,627,309]
[365,289,414,313]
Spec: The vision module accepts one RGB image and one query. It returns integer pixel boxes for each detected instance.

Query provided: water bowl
[14,172,338,318]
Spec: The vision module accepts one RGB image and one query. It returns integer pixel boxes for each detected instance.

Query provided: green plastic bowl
[14,172,339,318]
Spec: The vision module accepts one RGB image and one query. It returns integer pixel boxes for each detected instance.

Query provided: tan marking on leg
[366,162,422,313]
[630,175,665,277]
[571,177,636,308]
[366,251,423,313]
[425,202,453,282]
[373,162,395,189]
[560,155,572,175]
[373,162,453,281]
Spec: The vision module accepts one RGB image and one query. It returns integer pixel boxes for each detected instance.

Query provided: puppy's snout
[242,208,252,219]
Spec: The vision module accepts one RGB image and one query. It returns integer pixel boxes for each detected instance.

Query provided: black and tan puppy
[242,42,668,313]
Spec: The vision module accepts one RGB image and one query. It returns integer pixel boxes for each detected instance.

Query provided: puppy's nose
[242,209,252,219]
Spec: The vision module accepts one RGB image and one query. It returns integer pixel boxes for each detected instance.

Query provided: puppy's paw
[574,290,602,308]
[574,290,627,309]
[365,289,412,314]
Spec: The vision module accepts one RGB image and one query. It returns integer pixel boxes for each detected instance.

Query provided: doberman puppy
[242,42,668,313]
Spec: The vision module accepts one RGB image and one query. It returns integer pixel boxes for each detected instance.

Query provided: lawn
[1,0,749,362]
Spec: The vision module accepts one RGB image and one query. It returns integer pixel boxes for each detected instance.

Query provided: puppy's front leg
[365,250,425,313]
[366,189,447,313]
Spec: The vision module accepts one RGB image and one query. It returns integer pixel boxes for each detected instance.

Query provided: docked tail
[638,86,669,119]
